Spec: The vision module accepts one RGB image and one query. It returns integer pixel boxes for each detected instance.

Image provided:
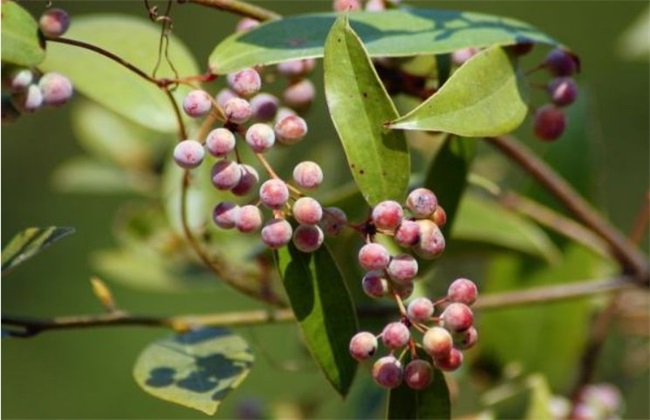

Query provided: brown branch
[487,135,649,284]
[184,0,280,21]
[629,191,650,246]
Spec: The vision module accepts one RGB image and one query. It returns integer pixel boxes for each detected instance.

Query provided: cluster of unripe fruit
[350,278,478,389]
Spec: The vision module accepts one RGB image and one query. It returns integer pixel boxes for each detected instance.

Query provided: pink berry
[434,348,463,372]
[293,161,323,189]
[227,68,261,98]
[173,140,205,169]
[274,115,308,145]
[545,48,579,77]
[362,270,388,298]
[547,77,578,107]
[205,128,236,157]
[441,303,474,332]
[259,179,289,210]
[395,220,420,247]
[183,90,212,118]
[38,72,73,106]
[235,205,262,233]
[447,278,478,305]
[454,326,478,350]
[292,224,324,253]
[333,0,361,11]
[406,188,438,218]
[283,79,315,110]
[358,243,390,271]
[452,47,479,66]
[365,0,386,12]
[231,164,259,196]
[213,201,239,229]
[407,297,433,321]
[431,206,447,227]
[292,197,323,225]
[393,280,414,299]
[261,219,293,249]
[422,326,453,360]
[245,123,275,153]
[319,207,347,236]
[381,322,410,349]
[13,84,43,113]
[211,159,242,190]
[235,17,259,32]
[372,200,403,231]
[215,88,237,107]
[387,254,418,284]
[224,97,252,124]
[404,359,433,390]
[250,93,279,121]
[372,356,403,389]
[349,331,378,361]
[39,8,70,38]
[534,104,566,141]
[277,59,316,78]
[413,219,445,259]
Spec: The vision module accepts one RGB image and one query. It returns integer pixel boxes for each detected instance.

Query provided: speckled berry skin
[404,359,433,390]
[173,140,205,169]
[227,68,261,98]
[292,197,323,225]
[292,224,324,253]
[224,97,252,124]
[182,90,212,118]
[205,128,236,157]
[259,179,289,210]
[534,105,566,141]
[211,160,242,190]
[387,254,418,284]
[245,123,275,153]
[277,59,316,78]
[39,8,70,38]
[358,243,390,271]
[283,79,315,110]
[349,331,378,361]
[235,205,262,233]
[406,188,438,218]
[407,297,434,321]
[231,164,259,196]
[395,220,420,247]
[261,219,293,249]
[293,161,323,190]
[447,278,478,305]
[372,200,403,231]
[422,326,453,360]
[441,303,474,332]
[413,219,445,259]
[319,207,347,236]
[381,321,411,349]
[274,115,308,145]
[38,72,73,106]
[213,201,239,229]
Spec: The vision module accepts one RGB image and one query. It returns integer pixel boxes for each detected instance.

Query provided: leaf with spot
[324,15,409,207]
[2,226,75,276]
[1,1,45,66]
[133,327,254,415]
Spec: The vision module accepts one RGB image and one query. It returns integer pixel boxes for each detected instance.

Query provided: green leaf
[39,15,199,133]
[387,350,450,419]
[388,46,529,137]
[324,15,409,207]
[1,226,74,275]
[275,242,358,396]
[209,9,558,74]
[1,1,45,66]
[133,327,253,415]
[452,194,561,263]
[524,374,554,420]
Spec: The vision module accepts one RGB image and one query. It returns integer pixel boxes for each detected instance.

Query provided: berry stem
[628,191,650,246]
[255,152,281,179]
[183,0,280,21]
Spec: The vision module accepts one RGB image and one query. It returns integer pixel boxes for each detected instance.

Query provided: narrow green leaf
[1,1,45,66]
[275,243,358,396]
[1,226,74,275]
[39,15,199,133]
[133,328,253,415]
[324,15,409,206]
[388,46,529,137]
[209,9,558,74]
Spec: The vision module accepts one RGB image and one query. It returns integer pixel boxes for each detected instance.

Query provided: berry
[38,72,73,106]
[259,179,289,210]
[213,201,239,229]
[413,219,445,259]
[13,84,43,113]
[39,8,70,38]
[392,280,414,299]
[365,0,386,11]
[235,205,262,233]
[547,77,578,107]
[224,97,252,124]
[274,115,308,145]
[227,68,262,98]
[211,159,242,190]
[447,278,478,305]
[545,48,578,76]
[6,68,34,91]
[275,107,297,123]
[381,322,410,349]
[395,220,420,247]
[407,297,434,321]
[441,303,474,332]
[173,140,205,169]
[283,79,315,110]
[245,123,275,153]
[292,197,323,225]
[235,17,259,32]
[231,164,259,196]
[372,200,403,231]
[406,188,438,218]
[205,128,236,157]
[261,219,293,248]
[404,360,433,390]
[434,348,463,371]
[250,93,279,121]
[292,224,324,253]
[422,326,453,359]
[277,59,316,78]
[319,207,347,236]
[215,88,237,107]
[349,331,378,361]
[358,243,390,271]
[534,104,566,141]
[452,47,479,66]
[182,89,212,118]
[293,161,323,190]
[362,271,389,298]
[431,206,447,227]
[333,0,361,11]
[454,326,478,350]
[372,356,403,389]
[386,254,418,284]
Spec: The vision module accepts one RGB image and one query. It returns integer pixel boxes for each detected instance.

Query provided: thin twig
[184,0,280,21]
[629,191,650,246]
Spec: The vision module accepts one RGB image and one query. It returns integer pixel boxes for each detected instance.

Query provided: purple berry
[205,128,236,157]
[395,220,420,247]
[441,303,474,332]
[227,68,262,98]
[245,123,275,153]
[259,179,289,210]
[183,89,212,118]
[534,104,566,141]
[39,8,70,38]
[413,219,445,259]
[213,201,239,229]
[173,139,205,169]
[545,48,579,77]
[224,97,252,124]
[387,254,418,284]
[250,93,279,121]
[393,280,414,299]
[362,270,389,298]
[454,326,478,350]
[372,200,403,231]
[261,218,293,249]
[292,224,324,253]
[406,188,438,218]
[434,347,463,372]
[283,79,315,110]
[211,159,242,190]
[274,115,308,145]
[547,77,578,107]
[319,207,347,236]
[38,72,73,106]
[349,331,378,361]
[422,326,453,360]
[293,161,323,189]
[447,278,478,305]
[231,164,259,196]
[358,243,390,271]
[381,321,410,349]
[372,356,403,389]
[407,297,434,321]
[235,17,259,32]
[292,197,323,225]
[404,359,433,390]
[235,205,262,233]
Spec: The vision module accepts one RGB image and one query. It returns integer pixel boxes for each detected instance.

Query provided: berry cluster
[350,278,478,389]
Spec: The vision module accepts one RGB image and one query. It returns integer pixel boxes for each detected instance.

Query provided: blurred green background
[2,1,648,419]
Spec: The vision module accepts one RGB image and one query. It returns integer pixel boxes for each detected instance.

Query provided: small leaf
[1,226,74,275]
[1,1,45,66]
[39,15,199,133]
[388,46,529,137]
[524,374,554,420]
[275,243,358,396]
[324,15,409,206]
[133,327,253,415]
[209,9,558,74]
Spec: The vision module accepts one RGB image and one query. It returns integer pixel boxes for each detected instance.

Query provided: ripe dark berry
[447,278,478,305]
[183,90,212,118]
[293,161,323,190]
[392,280,414,299]
[319,207,347,236]
[358,243,390,271]
[534,104,566,141]
[407,297,434,321]
[38,72,73,106]
[349,331,378,361]
[235,205,262,233]
[250,93,279,121]
[441,303,474,332]
[372,200,403,231]
[173,140,205,169]
[292,224,324,253]
[245,123,275,153]
[227,68,262,98]
[292,197,323,225]
[372,356,403,389]
[205,128,236,157]
[386,254,418,284]
[422,326,453,359]
[413,219,445,259]
[275,115,308,145]
[224,97,252,124]
[211,159,242,190]
[259,179,289,210]
[381,322,410,349]
[39,8,70,38]
[362,270,389,298]
[213,201,239,229]
[404,359,433,390]
[547,77,578,107]
[434,347,463,372]
[231,164,259,196]
[261,218,293,248]
[283,79,315,110]
[545,48,579,76]
[406,188,438,218]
